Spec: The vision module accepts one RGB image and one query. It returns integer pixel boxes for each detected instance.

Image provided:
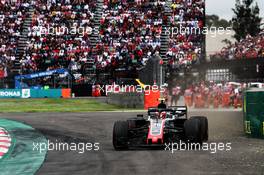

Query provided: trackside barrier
[106,92,144,108]
[30,89,61,98]
[0,89,22,98]
[0,89,71,98]
[244,89,264,139]
[144,90,160,109]
[61,89,71,98]
[106,90,161,109]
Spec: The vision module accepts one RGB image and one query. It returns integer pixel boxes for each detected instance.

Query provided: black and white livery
[113,106,208,150]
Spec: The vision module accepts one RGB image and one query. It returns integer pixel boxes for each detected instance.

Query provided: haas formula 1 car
[113,106,208,150]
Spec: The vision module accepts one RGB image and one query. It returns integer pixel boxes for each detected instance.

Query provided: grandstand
[210,31,264,61]
[0,0,206,89]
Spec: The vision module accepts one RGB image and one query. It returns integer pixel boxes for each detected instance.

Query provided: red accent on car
[147,119,165,144]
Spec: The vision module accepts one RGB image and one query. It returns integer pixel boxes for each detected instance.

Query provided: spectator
[210,32,264,60]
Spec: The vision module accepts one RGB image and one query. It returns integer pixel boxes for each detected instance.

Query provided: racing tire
[184,117,203,144]
[190,116,208,141]
[113,121,128,150]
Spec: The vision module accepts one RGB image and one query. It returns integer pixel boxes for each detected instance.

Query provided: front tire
[113,121,128,150]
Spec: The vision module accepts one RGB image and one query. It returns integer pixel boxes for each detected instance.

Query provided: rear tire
[190,116,208,141]
[113,121,128,150]
[184,117,203,143]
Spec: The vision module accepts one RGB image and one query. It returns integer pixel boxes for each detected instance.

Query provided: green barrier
[0,89,63,98]
[0,119,47,175]
[30,89,62,98]
[244,89,264,139]
[0,89,22,98]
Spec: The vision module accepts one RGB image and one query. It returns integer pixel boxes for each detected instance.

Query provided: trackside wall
[105,93,144,108]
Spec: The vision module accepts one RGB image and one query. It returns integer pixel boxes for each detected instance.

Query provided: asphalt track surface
[0,110,263,175]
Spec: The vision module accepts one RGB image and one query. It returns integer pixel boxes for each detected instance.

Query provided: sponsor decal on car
[150,119,164,135]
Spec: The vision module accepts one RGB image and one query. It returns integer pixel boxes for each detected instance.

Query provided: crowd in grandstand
[0,0,33,76]
[166,0,204,69]
[0,0,206,80]
[95,0,165,71]
[22,0,96,74]
[2,0,264,80]
[210,31,264,60]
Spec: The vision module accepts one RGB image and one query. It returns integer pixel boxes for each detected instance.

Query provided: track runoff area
[0,108,263,175]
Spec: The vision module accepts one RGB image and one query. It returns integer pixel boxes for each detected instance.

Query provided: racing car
[113,106,208,150]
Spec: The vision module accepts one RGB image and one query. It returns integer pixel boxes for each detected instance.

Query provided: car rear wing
[168,106,187,112]
[168,106,188,117]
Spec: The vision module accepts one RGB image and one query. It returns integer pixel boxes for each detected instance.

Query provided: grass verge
[0,99,126,112]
